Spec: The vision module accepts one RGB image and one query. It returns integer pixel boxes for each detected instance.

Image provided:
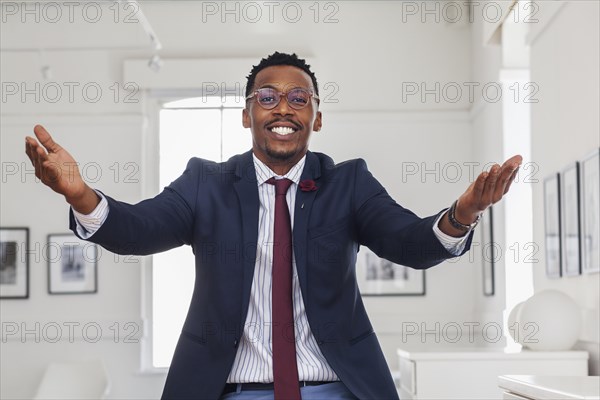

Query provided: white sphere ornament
[518,290,581,351]
[507,301,525,345]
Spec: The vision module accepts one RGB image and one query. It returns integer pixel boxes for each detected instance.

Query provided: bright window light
[152,97,247,368]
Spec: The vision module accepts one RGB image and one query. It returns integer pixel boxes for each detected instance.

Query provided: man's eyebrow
[256,83,307,90]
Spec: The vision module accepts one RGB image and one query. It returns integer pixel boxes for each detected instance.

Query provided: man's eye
[259,96,276,103]
[290,97,308,104]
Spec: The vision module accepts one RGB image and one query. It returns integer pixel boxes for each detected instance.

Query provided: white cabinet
[498,375,600,400]
[397,347,589,399]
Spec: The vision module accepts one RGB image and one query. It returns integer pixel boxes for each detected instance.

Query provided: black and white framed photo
[47,234,98,294]
[581,148,600,274]
[544,174,562,278]
[561,163,582,276]
[480,207,495,296]
[357,247,425,296]
[0,228,29,299]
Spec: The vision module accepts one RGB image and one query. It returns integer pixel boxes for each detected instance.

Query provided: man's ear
[313,111,322,132]
[242,108,251,128]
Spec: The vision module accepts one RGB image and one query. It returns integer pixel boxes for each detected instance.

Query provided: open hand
[25,125,99,213]
[455,154,523,223]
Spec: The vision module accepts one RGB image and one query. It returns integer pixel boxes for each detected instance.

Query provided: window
[500,4,534,351]
[152,96,248,368]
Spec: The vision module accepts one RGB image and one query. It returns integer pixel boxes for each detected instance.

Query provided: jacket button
[318,340,324,345]
[233,339,239,348]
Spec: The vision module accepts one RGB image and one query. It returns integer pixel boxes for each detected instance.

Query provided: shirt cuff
[432,211,472,256]
[71,191,109,239]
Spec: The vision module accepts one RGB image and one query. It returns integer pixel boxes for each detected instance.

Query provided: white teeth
[271,126,296,136]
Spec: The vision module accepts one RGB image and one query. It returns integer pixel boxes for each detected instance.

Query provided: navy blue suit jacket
[70,150,472,400]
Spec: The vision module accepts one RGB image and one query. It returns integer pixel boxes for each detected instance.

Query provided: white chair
[33,359,110,400]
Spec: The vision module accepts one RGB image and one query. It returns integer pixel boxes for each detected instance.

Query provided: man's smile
[265,120,302,139]
[270,126,296,136]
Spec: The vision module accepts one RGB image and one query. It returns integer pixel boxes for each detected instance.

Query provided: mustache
[264,119,302,130]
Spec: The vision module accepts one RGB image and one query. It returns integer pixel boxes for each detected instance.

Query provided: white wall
[528,1,600,375]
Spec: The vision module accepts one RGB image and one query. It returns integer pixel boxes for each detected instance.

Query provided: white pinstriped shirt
[226,154,339,382]
[73,153,470,383]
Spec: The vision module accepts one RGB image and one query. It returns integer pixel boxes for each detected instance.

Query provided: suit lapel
[293,151,322,301]
[233,151,260,329]
[233,150,322,325]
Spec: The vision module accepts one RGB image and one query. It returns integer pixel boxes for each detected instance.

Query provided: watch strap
[448,200,481,231]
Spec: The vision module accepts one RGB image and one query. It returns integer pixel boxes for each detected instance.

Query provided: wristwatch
[448,200,481,231]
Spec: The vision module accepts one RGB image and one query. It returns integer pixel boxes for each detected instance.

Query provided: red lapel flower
[299,179,318,192]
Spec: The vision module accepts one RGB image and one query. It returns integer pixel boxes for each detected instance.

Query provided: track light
[40,65,53,80]
[148,54,163,72]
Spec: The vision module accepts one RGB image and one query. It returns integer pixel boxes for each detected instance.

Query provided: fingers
[492,163,516,199]
[25,137,35,165]
[27,138,42,179]
[478,155,522,206]
[35,142,50,179]
[504,154,523,169]
[459,155,523,215]
[470,170,489,210]
[33,124,61,153]
[27,126,52,180]
[469,163,502,210]
[481,164,501,205]
[26,130,47,165]
[493,155,522,199]
[503,165,520,195]
[25,134,50,180]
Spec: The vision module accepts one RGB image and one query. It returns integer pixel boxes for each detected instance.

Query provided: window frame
[139,92,245,373]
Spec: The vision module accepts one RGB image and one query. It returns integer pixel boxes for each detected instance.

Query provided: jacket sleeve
[353,158,473,269]
[69,158,200,256]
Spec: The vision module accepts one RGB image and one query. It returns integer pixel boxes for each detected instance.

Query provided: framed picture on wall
[480,207,495,296]
[0,228,29,299]
[581,148,600,274]
[357,247,425,296]
[47,234,98,294]
[561,163,582,276]
[544,174,561,278]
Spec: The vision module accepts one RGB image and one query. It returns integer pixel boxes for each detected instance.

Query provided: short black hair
[245,52,319,98]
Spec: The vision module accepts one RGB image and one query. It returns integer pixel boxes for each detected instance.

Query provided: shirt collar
[252,153,306,186]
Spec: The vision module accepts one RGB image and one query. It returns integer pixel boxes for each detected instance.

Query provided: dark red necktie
[267,177,301,400]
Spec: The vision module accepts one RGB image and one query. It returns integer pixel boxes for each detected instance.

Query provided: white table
[498,375,600,400]
[397,346,589,399]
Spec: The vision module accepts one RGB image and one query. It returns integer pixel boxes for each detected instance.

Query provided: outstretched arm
[25,124,100,214]
[438,155,523,237]
[26,125,196,255]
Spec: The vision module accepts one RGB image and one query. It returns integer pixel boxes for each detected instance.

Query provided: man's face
[243,65,322,169]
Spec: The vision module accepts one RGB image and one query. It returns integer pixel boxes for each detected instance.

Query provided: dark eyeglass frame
[245,87,320,110]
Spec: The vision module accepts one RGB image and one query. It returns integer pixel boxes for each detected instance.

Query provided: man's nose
[273,95,293,115]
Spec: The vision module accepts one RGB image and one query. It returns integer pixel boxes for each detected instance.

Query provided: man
[25,52,522,400]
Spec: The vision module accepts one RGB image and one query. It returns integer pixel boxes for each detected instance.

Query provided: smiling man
[242,59,322,175]
[25,52,522,400]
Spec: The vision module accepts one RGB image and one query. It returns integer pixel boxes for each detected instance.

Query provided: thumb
[33,125,62,153]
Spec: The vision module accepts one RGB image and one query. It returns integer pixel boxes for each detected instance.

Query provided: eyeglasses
[246,87,319,110]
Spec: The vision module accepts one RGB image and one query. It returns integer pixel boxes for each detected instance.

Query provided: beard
[264,141,299,161]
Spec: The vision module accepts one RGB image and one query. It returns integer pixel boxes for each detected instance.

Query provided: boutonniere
[299,179,318,192]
